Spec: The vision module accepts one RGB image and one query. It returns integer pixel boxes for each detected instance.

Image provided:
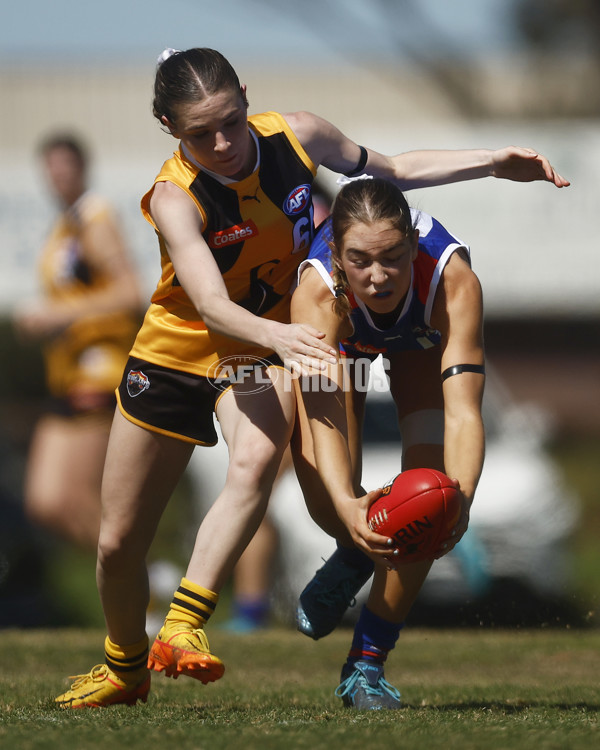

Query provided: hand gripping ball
[367,468,462,562]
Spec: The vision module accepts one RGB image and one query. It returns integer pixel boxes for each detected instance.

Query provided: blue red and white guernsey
[299,210,470,358]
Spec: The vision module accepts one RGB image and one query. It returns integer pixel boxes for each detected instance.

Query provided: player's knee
[97,528,141,574]
[306,502,342,538]
[227,440,283,494]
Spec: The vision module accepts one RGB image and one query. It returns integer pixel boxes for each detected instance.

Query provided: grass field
[1,324,599,747]
[1,627,599,750]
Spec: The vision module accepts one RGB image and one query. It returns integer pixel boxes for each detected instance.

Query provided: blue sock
[232,596,269,626]
[335,541,375,575]
[348,605,404,666]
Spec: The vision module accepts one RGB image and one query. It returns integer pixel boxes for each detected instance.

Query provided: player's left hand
[433,482,470,559]
[490,146,570,187]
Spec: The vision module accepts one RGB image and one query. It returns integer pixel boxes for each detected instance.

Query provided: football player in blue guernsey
[291,177,486,709]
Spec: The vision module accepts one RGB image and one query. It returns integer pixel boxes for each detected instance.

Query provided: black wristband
[344,145,368,177]
[441,364,486,382]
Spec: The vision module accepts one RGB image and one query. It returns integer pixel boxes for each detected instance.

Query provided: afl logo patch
[126,369,150,397]
[283,184,311,216]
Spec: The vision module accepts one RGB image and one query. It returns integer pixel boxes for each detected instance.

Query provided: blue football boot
[296,548,374,639]
[335,660,401,710]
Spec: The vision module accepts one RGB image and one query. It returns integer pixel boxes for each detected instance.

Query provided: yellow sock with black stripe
[104,635,149,675]
[165,577,219,628]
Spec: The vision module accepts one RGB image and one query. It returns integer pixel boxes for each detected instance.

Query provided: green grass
[1,627,599,750]
[548,436,600,620]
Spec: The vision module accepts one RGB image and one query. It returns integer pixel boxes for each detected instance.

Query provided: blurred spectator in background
[12,132,142,550]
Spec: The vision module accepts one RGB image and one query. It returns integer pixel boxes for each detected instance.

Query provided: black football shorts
[116,355,283,445]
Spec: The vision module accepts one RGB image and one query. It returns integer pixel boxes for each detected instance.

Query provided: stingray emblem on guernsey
[283,184,311,216]
[209,220,258,249]
[126,370,150,397]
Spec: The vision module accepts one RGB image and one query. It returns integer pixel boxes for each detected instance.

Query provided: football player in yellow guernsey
[54,47,569,708]
[13,133,142,551]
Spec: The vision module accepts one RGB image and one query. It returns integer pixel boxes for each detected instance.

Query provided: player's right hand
[273,323,337,376]
[336,488,399,567]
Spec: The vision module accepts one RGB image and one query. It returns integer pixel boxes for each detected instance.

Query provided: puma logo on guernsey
[242,189,261,203]
[209,220,259,248]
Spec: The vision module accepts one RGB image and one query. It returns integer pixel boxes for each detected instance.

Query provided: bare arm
[291,268,355,498]
[149,181,336,370]
[431,252,486,551]
[291,267,390,559]
[285,111,569,190]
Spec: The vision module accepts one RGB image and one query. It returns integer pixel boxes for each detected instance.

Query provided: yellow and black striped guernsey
[133,111,317,376]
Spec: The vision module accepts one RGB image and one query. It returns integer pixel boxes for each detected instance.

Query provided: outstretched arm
[383,145,569,190]
[285,110,569,190]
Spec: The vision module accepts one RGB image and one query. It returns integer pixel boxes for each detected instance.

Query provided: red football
[367,468,462,563]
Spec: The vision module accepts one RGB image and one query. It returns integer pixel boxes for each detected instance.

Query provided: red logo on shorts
[126,370,150,397]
